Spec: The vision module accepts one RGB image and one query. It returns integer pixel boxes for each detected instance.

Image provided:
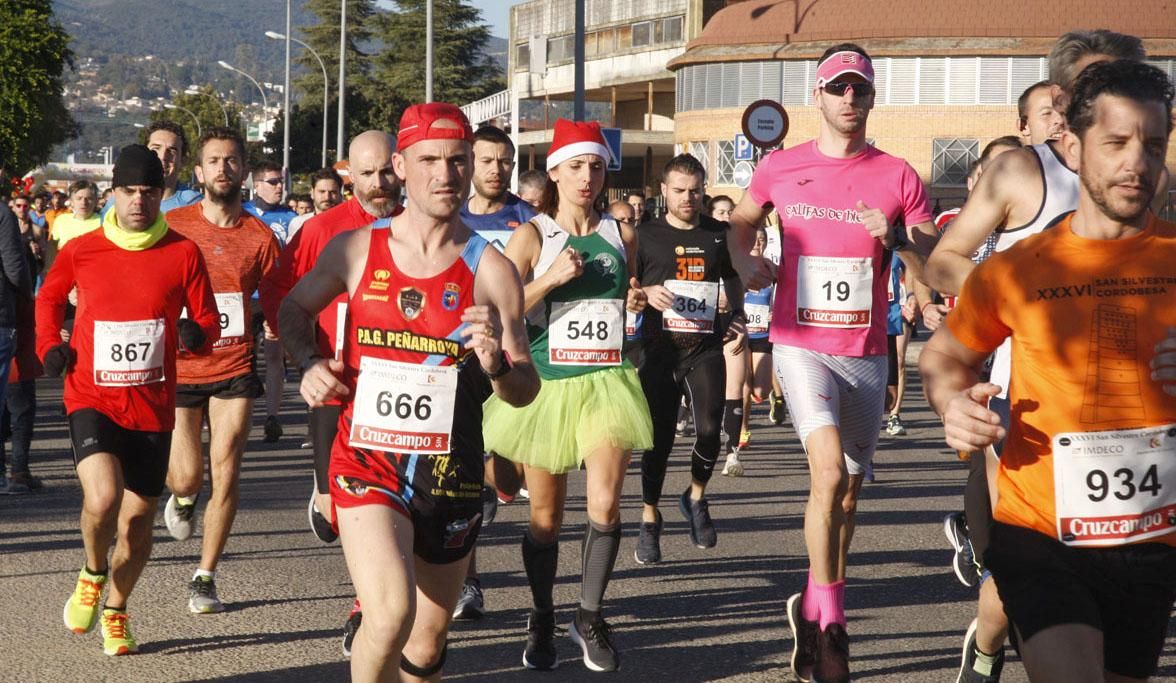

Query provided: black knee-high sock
[522,530,558,614]
[579,520,621,617]
[722,398,743,452]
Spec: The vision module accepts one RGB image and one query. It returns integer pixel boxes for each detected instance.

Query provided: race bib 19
[349,357,457,454]
[93,318,166,387]
[662,280,719,334]
[548,299,624,366]
[796,255,873,328]
[1053,424,1176,547]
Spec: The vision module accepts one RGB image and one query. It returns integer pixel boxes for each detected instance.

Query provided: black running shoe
[786,592,818,683]
[308,491,338,544]
[957,618,1004,682]
[481,485,498,527]
[944,512,980,588]
[522,609,559,670]
[570,610,619,672]
[341,602,361,659]
[678,489,716,549]
[263,415,283,443]
[813,622,850,683]
[634,510,662,565]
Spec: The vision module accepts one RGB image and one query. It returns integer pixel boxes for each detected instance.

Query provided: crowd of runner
[2,25,1172,683]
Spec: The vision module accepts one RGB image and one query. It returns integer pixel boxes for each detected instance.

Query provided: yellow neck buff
[102,210,168,251]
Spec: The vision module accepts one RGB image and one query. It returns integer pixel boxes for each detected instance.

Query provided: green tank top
[527,214,629,380]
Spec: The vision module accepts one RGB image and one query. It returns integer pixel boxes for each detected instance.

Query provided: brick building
[668,0,1176,210]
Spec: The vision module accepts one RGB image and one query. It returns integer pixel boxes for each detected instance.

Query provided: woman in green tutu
[482,118,652,673]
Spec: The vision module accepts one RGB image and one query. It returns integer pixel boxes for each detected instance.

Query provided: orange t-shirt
[166,203,281,384]
[948,213,1176,548]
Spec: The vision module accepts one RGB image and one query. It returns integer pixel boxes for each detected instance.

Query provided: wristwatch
[486,350,513,379]
[891,225,910,251]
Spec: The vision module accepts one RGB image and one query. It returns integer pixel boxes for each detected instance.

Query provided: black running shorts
[175,372,264,409]
[69,408,172,497]
[986,522,1176,678]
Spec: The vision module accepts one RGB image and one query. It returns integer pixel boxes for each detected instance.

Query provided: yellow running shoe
[101,609,138,656]
[738,430,751,450]
[63,567,107,634]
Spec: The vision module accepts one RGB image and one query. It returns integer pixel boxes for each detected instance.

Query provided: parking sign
[734,134,754,161]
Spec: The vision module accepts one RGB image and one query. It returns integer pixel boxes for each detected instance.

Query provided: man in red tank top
[279,103,539,681]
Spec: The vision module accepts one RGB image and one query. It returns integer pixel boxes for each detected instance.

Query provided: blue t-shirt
[886,252,908,335]
[458,193,537,252]
[99,183,202,220]
[244,202,298,247]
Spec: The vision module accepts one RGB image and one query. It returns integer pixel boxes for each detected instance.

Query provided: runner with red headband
[279,102,539,682]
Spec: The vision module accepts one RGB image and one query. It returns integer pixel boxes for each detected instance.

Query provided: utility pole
[337,0,347,162]
[574,0,585,121]
[425,0,434,103]
[282,0,292,178]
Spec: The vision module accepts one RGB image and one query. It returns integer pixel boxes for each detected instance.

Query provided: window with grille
[515,43,529,71]
[689,141,710,179]
[932,138,978,187]
[714,139,735,185]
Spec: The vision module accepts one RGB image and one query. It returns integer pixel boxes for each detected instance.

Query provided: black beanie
[112,144,165,189]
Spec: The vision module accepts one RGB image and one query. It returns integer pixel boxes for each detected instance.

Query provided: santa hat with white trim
[546,118,612,171]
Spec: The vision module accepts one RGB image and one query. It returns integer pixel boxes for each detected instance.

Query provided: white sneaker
[164,494,197,541]
[721,450,744,477]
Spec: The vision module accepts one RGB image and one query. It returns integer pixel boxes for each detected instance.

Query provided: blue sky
[377,1,511,39]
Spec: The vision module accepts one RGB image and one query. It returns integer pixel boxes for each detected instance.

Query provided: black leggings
[639,350,725,506]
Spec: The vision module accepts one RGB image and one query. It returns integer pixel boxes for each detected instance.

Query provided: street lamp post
[218,60,269,139]
[282,0,291,177]
[266,30,330,168]
[337,0,346,162]
[425,0,433,103]
[164,103,203,139]
[184,87,230,126]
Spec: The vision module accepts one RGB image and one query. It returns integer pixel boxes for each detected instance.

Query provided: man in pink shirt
[727,43,936,683]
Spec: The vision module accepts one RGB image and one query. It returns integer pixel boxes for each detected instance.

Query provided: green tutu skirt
[483,365,653,474]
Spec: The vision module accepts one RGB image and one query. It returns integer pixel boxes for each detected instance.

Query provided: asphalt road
[2,343,1173,682]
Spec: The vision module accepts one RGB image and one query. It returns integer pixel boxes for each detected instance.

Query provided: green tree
[367,0,503,130]
[0,0,77,179]
[294,0,379,159]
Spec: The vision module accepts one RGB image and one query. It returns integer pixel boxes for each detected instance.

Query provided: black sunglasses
[258,178,284,186]
[822,81,875,98]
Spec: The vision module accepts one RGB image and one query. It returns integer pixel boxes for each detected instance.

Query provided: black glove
[42,343,76,377]
[177,318,206,352]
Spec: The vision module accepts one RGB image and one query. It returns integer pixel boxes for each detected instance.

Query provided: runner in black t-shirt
[632,154,745,564]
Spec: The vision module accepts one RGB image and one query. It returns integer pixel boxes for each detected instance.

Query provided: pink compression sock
[812,579,846,630]
[801,570,821,622]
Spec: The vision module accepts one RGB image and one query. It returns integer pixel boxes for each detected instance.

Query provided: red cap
[546,118,612,170]
[396,103,474,153]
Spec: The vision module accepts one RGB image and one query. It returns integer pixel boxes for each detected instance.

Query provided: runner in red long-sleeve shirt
[260,130,402,543]
[44,145,220,656]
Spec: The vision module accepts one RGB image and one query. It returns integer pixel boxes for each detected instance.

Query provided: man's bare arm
[918,325,1006,451]
[726,194,774,290]
[472,246,540,407]
[924,149,1039,295]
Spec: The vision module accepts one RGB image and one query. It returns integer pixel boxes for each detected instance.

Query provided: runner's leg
[76,453,124,573]
[581,447,627,614]
[339,503,417,682]
[201,396,252,572]
[400,554,470,682]
[166,406,205,499]
[105,489,160,608]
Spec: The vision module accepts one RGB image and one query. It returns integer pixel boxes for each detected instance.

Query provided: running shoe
[5,474,32,494]
[634,510,663,565]
[786,592,818,682]
[678,489,717,549]
[64,567,107,634]
[482,485,498,526]
[452,578,485,620]
[164,493,198,541]
[570,610,619,672]
[300,439,313,449]
[263,415,283,443]
[813,622,850,683]
[737,429,751,450]
[188,575,225,613]
[675,402,692,437]
[522,609,559,670]
[721,449,744,477]
[957,618,1004,682]
[768,391,786,425]
[342,601,362,659]
[885,414,907,436]
[943,512,980,588]
[100,609,138,656]
[308,492,338,544]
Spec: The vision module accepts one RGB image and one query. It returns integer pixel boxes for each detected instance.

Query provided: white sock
[194,568,215,581]
[176,495,197,506]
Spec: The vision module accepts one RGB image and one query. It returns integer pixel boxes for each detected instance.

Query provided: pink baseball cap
[815,51,875,86]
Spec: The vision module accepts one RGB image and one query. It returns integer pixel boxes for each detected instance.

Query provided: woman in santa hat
[482,118,652,673]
